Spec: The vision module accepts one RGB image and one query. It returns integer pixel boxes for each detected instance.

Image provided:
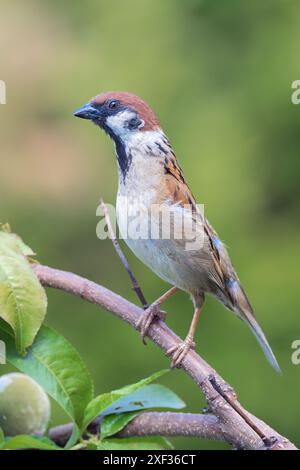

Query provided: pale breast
[116,188,215,293]
[115,133,216,295]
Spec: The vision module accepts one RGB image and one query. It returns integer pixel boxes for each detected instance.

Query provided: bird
[74,91,280,372]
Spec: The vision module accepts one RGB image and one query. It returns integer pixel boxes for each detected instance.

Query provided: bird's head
[74,91,160,143]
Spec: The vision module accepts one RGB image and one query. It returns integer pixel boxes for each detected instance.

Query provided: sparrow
[74,91,280,372]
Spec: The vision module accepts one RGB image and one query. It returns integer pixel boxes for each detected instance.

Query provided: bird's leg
[137,286,178,344]
[166,304,202,368]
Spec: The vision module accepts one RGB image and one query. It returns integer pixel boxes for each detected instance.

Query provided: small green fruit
[0,373,50,436]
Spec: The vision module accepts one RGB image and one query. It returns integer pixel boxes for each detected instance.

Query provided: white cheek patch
[106,110,136,138]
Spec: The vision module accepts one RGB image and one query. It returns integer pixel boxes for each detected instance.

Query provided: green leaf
[0,229,47,354]
[82,370,168,431]
[85,441,98,450]
[98,436,173,450]
[0,435,60,450]
[101,385,185,439]
[101,412,139,439]
[65,424,80,449]
[0,324,94,430]
[0,226,35,257]
[103,384,185,416]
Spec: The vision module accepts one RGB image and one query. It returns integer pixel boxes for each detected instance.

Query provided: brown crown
[91,91,160,131]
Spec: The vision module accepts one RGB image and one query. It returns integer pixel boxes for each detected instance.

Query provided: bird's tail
[241,308,281,373]
[229,282,281,373]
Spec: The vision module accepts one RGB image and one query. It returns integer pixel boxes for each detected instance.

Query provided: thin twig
[100,198,148,308]
[32,263,296,450]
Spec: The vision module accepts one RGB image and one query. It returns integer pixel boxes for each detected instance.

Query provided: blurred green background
[0,0,299,450]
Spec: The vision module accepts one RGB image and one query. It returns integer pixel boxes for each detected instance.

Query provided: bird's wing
[162,153,225,289]
[163,153,195,205]
[162,153,253,297]
[162,153,257,309]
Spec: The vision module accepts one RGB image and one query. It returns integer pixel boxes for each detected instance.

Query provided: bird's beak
[73,102,100,120]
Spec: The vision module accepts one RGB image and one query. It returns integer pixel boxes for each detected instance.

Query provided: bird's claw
[137,304,166,344]
[166,336,195,368]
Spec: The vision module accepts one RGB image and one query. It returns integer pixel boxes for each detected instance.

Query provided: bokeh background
[0,0,299,450]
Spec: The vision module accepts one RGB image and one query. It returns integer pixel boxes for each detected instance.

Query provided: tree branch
[117,412,223,440]
[32,263,296,450]
[48,412,225,447]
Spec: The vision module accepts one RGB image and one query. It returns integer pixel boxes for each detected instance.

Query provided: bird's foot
[137,303,166,344]
[166,335,195,368]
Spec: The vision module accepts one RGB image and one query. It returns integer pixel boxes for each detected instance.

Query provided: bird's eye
[108,99,120,110]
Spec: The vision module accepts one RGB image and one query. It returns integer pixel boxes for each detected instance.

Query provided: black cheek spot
[127,117,142,130]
